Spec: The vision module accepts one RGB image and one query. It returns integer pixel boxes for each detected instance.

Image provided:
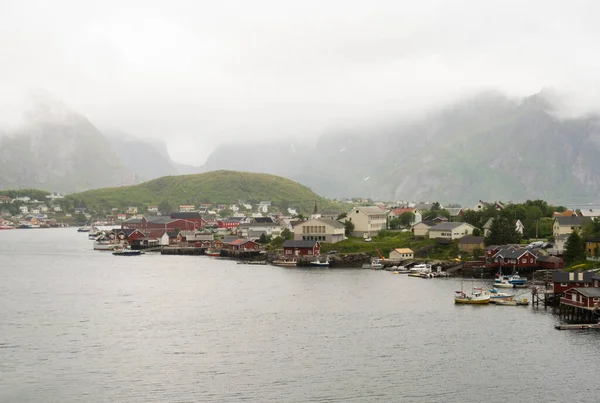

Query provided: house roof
[483,218,494,229]
[389,207,415,216]
[166,231,180,238]
[354,206,388,215]
[555,216,589,226]
[147,216,178,224]
[552,270,595,283]
[122,217,144,224]
[294,218,345,229]
[115,228,145,237]
[230,238,258,246]
[171,212,203,219]
[393,248,414,254]
[579,208,600,217]
[413,220,435,228]
[429,222,468,231]
[459,236,485,245]
[239,222,281,228]
[222,236,242,243]
[568,287,600,298]
[554,209,577,217]
[494,247,534,260]
[445,208,463,216]
[252,217,275,223]
[283,240,319,248]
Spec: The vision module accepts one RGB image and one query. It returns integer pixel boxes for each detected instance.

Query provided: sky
[1,0,600,165]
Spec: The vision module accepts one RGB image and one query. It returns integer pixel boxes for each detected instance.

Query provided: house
[345,206,388,237]
[166,231,183,244]
[483,218,525,237]
[470,200,504,212]
[578,208,600,218]
[282,240,321,257]
[553,216,589,237]
[432,216,449,223]
[217,218,242,230]
[19,206,28,214]
[560,287,600,310]
[585,238,600,257]
[170,212,206,229]
[293,218,345,243]
[179,205,196,212]
[147,206,159,213]
[237,222,282,238]
[53,206,62,212]
[412,220,435,237]
[31,208,40,214]
[117,213,127,221]
[0,195,13,203]
[552,271,599,294]
[489,247,538,269]
[387,207,422,225]
[113,228,147,243]
[252,216,276,224]
[554,209,577,217]
[228,239,260,251]
[389,248,414,260]
[428,222,476,240]
[126,207,138,214]
[458,236,485,255]
[74,207,86,214]
[445,208,463,218]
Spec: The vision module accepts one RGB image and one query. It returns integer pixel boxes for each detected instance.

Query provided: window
[561,283,567,286]
[522,259,526,263]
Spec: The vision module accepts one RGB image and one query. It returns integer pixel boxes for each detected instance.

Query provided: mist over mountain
[0,98,200,193]
[202,91,600,205]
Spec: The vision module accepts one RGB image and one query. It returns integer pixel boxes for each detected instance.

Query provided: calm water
[1,229,599,402]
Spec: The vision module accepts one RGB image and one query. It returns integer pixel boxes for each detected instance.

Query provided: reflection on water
[0,228,598,402]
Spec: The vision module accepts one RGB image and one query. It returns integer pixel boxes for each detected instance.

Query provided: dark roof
[171,212,202,219]
[116,228,144,237]
[555,216,589,226]
[494,248,534,260]
[552,270,595,283]
[414,220,435,227]
[283,240,319,248]
[122,217,143,224]
[239,222,281,228]
[252,217,275,223]
[429,222,465,231]
[147,217,178,224]
[222,217,242,223]
[459,236,485,245]
[569,287,600,298]
[222,236,242,243]
[166,231,180,238]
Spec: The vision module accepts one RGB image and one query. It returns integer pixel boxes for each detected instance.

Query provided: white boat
[112,246,143,256]
[408,263,432,277]
[494,269,527,288]
[362,258,384,270]
[93,240,120,251]
[77,225,91,232]
[309,260,330,267]
[454,287,490,304]
[489,288,514,303]
[272,259,297,267]
[0,221,15,230]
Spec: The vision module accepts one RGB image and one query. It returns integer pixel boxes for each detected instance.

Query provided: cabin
[389,248,414,260]
[490,248,538,269]
[458,236,485,255]
[113,228,146,243]
[229,239,260,251]
[217,217,242,229]
[282,240,321,257]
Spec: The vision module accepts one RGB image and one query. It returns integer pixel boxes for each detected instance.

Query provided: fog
[1,0,599,164]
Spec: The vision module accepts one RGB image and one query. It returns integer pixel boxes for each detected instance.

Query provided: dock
[554,324,600,330]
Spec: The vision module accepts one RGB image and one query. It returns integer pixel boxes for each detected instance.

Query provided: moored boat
[362,258,384,270]
[112,246,143,256]
[0,221,15,230]
[310,259,330,267]
[205,249,221,257]
[454,287,490,304]
[272,259,297,267]
[77,225,91,232]
[93,240,121,251]
[489,288,514,303]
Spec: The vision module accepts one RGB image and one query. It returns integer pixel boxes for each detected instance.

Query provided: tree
[336,212,347,220]
[344,220,354,236]
[431,201,441,211]
[485,215,521,245]
[158,200,174,215]
[398,212,415,227]
[563,230,586,265]
[281,228,293,240]
[472,228,481,237]
[389,218,402,230]
[258,233,271,244]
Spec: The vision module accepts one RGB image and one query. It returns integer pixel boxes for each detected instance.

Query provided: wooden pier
[555,323,600,330]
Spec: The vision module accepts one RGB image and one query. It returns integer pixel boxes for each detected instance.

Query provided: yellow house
[412,221,434,237]
[428,222,476,240]
[553,216,588,237]
[293,218,345,243]
[345,206,388,237]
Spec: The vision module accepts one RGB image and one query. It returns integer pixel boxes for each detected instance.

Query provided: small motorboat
[454,287,490,304]
[205,249,221,257]
[112,246,143,256]
[495,298,529,306]
[488,288,514,303]
[272,259,297,267]
[77,226,91,232]
[362,258,384,270]
[309,259,330,267]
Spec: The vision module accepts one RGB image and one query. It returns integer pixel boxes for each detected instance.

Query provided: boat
[18,221,40,229]
[237,260,267,265]
[393,266,411,274]
[488,288,514,303]
[0,221,15,230]
[310,259,330,267]
[494,269,527,288]
[408,263,432,277]
[495,298,529,306]
[77,225,91,232]
[362,258,385,270]
[205,249,221,257]
[93,240,120,251]
[112,246,143,256]
[272,259,298,267]
[454,287,490,304]
[88,226,100,239]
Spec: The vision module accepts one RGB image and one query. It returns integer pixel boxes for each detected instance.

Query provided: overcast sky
[1,0,599,164]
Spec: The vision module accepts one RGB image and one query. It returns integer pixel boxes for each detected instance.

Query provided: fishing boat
[362,258,385,270]
[0,221,15,230]
[408,263,432,277]
[494,269,527,288]
[495,298,529,306]
[488,288,514,303]
[88,226,100,239]
[112,246,143,256]
[392,266,411,274]
[272,259,297,267]
[310,259,330,267]
[237,260,267,265]
[93,240,120,251]
[454,287,490,304]
[205,249,221,257]
[77,225,91,232]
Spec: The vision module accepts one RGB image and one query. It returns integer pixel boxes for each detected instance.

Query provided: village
[3,192,600,323]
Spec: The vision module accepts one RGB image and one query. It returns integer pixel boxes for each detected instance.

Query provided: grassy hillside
[68,170,344,213]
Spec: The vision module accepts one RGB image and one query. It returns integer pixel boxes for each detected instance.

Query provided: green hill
[68,170,342,214]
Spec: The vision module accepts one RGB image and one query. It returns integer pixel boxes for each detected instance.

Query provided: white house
[483,218,525,237]
[293,218,345,243]
[387,207,422,225]
[389,248,414,260]
[428,222,476,240]
[126,206,138,214]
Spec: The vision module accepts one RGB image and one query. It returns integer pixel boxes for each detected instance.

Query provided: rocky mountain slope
[202,91,600,205]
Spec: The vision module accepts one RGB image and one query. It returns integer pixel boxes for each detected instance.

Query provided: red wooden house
[489,248,538,269]
[217,218,242,229]
[113,228,146,243]
[560,288,600,309]
[229,239,260,251]
[282,240,321,257]
[552,271,600,294]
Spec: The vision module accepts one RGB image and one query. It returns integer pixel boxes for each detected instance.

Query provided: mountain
[68,170,338,213]
[202,91,600,205]
[0,97,201,193]
[0,97,133,193]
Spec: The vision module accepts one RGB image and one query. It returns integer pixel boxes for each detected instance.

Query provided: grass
[319,232,460,260]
